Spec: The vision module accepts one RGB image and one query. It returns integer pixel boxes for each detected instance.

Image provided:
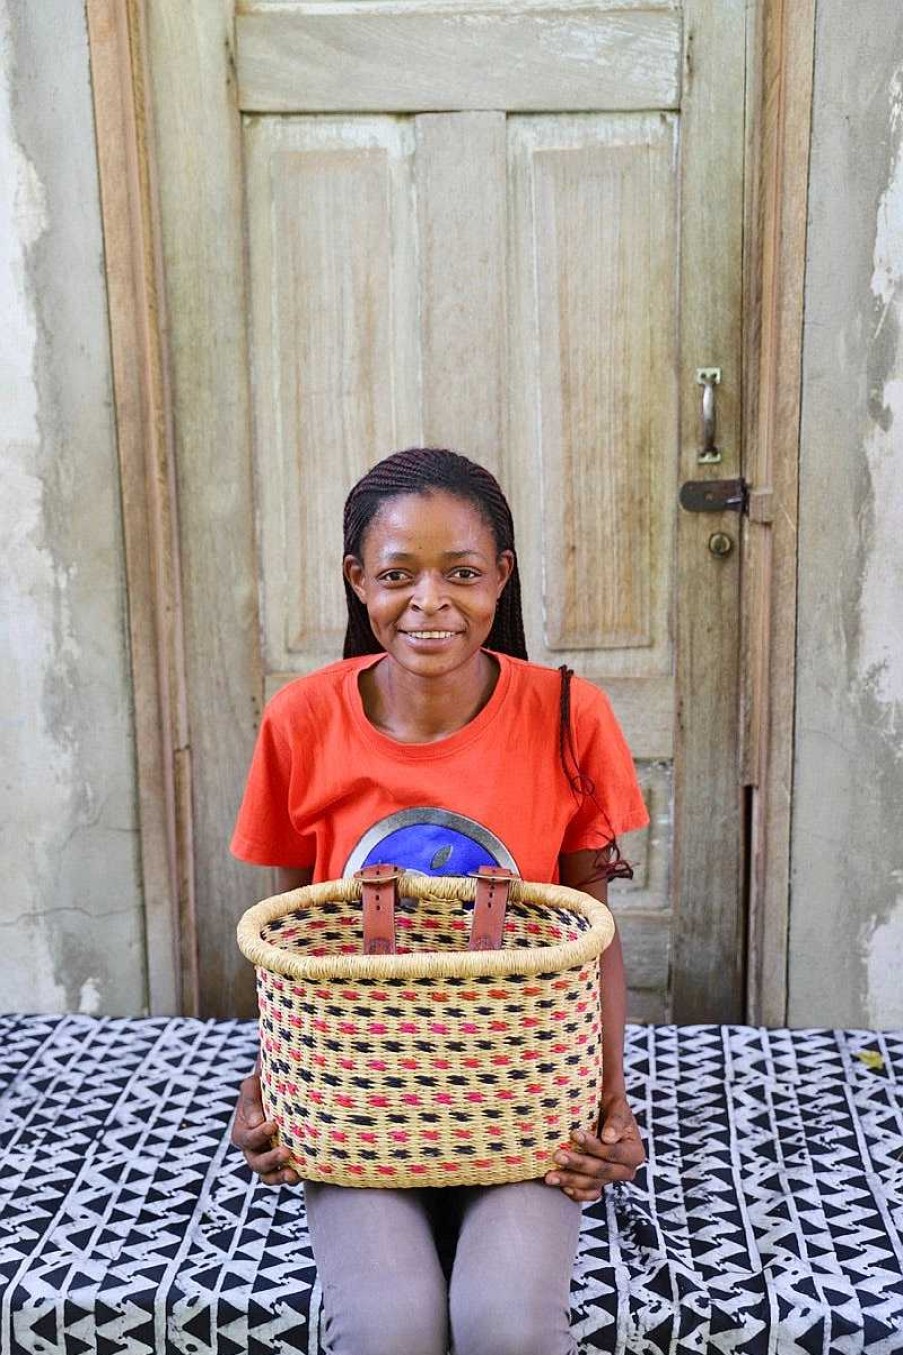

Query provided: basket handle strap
[355,864,398,955]
[469,866,515,951]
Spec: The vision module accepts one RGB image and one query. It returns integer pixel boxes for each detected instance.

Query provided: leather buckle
[468,865,516,952]
[354,865,402,884]
[355,864,399,955]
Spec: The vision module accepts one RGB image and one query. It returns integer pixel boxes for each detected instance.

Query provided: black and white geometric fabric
[1,1016,902,1354]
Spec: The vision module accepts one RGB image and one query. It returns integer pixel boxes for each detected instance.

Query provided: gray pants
[304,1178,582,1355]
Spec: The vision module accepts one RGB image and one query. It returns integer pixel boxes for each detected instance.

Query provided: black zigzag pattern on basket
[260,897,586,959]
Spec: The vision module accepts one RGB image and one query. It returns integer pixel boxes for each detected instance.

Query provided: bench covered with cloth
[1,1015,902,1353]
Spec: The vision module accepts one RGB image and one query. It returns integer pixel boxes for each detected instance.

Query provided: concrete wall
[0,1,147,1014]
[790,0,903,1027]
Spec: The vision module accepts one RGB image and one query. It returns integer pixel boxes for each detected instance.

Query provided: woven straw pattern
[238,874,613,1188]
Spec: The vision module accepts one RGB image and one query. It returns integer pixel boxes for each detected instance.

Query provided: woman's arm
[559,853,628,1102]
[276,866,314,893]
[230,865,313,1186]
[542,849,646,1201]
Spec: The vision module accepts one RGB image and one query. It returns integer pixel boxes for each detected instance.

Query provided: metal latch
[679,479,774,521]
[679,478,748,513]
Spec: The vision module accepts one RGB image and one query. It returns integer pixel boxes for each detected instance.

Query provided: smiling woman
[339,447,528,661]
[343,492,513,742]
[229,446,649,1355]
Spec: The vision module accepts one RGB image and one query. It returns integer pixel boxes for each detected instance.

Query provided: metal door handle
[696,367,722,464]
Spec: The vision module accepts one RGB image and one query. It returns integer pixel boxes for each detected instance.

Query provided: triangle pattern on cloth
[2,1016,903,1352]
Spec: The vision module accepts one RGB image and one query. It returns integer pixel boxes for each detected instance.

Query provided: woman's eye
[450,568,481,581]
[379,570,410,584]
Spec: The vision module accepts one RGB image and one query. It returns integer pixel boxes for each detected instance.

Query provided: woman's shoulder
[263,655,373,727]
[498,652,609,713]
[497,652,560,688]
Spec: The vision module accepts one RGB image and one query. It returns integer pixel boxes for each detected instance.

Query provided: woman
[231,447,647,1355]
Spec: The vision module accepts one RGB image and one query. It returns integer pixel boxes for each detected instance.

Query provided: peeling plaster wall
[791,0,903,1027]
[0,2,146,1013]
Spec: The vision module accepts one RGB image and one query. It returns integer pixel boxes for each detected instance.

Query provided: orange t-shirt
[230,651,648,884]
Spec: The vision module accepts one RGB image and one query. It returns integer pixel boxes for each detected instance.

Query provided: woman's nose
[411,572,447,612]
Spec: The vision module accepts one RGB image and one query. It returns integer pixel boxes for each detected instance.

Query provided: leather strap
[355,864,399,955]
[468,866,515,951]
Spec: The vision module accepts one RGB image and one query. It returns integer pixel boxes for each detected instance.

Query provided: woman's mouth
[402,630,459,640]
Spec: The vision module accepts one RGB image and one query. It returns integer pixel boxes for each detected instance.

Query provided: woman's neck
[360,651,500,743]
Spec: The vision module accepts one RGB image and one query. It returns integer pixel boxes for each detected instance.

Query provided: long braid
[558,664,634,883]
[342,448,527,660]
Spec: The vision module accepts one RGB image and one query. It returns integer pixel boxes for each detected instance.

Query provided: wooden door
[145,0,747,1021]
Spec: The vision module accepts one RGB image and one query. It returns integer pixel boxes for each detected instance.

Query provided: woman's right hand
[231,1070,301,1186]
[232,866,311,1186]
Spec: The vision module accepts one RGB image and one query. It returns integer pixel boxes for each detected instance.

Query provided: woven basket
[237,872,614,1189]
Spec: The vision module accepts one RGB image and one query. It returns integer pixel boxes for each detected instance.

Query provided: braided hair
[342,446,527,660]
[341,447,631,881]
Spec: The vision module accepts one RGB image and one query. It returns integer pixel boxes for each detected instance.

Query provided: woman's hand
[231,1070,301,1187]
[232,867,311,1186]
[544,1092,645,1202]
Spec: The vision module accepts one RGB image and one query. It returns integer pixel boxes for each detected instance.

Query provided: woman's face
[343,490,514,680]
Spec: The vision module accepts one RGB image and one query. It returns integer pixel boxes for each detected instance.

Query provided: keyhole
[708,531,733,558]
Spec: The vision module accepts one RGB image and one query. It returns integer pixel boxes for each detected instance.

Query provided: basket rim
[236,872,615,982]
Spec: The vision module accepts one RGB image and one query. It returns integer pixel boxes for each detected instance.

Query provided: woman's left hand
[544,1093,645,1202]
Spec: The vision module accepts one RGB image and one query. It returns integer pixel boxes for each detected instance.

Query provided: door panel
[507,114,677,671]
[146,0,747,1019]
[417,113,508,466]
[236,6,683,113]
[246,117,421,671]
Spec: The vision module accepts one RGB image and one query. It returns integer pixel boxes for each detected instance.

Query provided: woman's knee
[305,1183,449,1355]
[450,1294,575,1355]
[321,1282,448,1355]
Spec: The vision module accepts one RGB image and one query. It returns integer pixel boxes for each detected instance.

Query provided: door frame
[740,0,816,1025]
[87,0,815,1021]
[86,0,198,1016]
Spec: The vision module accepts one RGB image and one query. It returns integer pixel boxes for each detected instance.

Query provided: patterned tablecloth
[1,1016,902,1354]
